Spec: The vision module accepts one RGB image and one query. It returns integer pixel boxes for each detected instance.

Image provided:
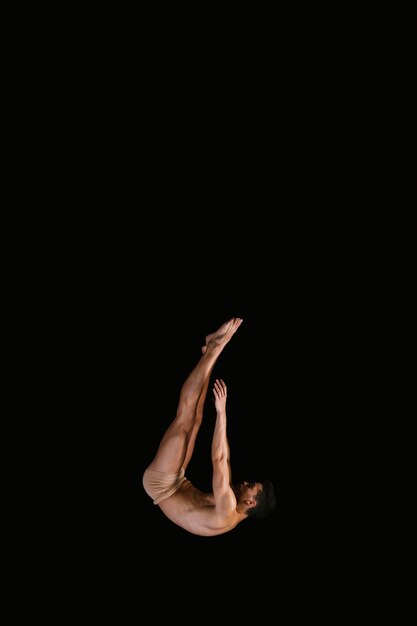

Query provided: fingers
[213,378,227,397]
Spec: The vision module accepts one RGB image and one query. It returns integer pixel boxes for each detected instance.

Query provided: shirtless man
[142,317,277,536]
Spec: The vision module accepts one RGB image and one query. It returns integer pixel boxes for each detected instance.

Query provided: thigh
[147,423,190,474]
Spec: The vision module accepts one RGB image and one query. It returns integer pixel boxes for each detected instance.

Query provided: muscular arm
[211,379,236,517]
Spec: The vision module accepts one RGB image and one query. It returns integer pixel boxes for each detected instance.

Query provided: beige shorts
[142,467,187,505]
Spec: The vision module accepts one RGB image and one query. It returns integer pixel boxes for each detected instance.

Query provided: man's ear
[246,499,256,508]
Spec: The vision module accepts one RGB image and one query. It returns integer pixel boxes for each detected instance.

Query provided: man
[143,317,277,536]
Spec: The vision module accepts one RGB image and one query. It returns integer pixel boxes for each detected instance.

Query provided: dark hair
[247,479,277,519]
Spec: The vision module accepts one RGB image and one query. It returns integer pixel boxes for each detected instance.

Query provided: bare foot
[201,317,243,353]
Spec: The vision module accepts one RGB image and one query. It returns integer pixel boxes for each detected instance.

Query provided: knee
[176,406,200,429]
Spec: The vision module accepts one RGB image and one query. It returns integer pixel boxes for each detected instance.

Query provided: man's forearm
[211,411,229,461]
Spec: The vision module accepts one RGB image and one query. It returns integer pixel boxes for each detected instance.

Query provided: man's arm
[211,379,236,516]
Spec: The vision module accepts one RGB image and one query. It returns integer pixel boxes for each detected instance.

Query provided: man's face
[238,481,263,501]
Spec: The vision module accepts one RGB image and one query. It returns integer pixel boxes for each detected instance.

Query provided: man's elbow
[212,452,227,463]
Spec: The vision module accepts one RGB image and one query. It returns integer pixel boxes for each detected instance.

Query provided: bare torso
[157,479,240,537]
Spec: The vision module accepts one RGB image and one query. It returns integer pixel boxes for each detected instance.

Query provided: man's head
[235,479,277,519]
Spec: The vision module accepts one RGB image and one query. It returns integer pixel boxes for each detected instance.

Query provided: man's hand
[213,378,227,413]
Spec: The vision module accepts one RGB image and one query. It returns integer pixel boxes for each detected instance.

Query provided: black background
[12,10,392,613]
[36,200,373,614]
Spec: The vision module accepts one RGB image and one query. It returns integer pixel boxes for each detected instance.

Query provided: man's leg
[180,371,211,471]
[146,317,243,474]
